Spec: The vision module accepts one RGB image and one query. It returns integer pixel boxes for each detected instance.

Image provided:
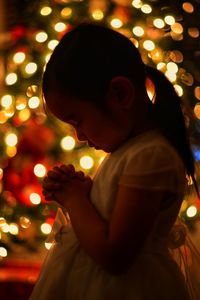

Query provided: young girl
[29,23,199,300]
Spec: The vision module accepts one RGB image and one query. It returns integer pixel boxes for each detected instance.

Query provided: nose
[75,130,87,142]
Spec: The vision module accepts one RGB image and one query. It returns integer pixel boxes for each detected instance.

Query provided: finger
[76,171,85,180]
[60,164,75,177]
[42,181,63,190]
[47,170,61,179]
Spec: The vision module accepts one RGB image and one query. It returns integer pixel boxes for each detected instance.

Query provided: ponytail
[145,65,199,198]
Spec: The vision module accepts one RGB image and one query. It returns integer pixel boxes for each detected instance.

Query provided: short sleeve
[119,144,186,194]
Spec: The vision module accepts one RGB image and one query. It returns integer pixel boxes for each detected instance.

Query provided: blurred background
[0,0,200,299]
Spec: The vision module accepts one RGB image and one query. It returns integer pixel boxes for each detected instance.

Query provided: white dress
[29,130,192,300]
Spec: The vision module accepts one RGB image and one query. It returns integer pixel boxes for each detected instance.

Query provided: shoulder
[118,130,186,193]
[122,130,184,172]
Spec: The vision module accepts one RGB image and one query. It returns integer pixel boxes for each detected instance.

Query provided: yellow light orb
[9,223,19,235]
[61,136,75,151]
[45,53,51,63]
[194,104,200,119]
[166,62,178,73]
[194,86,200,100]
[48,40,59,50]
[16,97,27,110]
[30,193,41,205]
[34,163,46,178]
[54,22,66,32]
[110,18,123,29]
[164,15,175,25]
[6,146,17,158]
[1,94,13,108]
[141,4,152,14]
[143,40,155,51]
[132,26,144,37]
[40,6,52,16]
[174,84,183,97]
[27,85,38,97]
[61,7,72,18]
[13,52,26,64]
[1,223,9,233]
[45,242,53,250]
[5,133,18,147]
[80,156,94,170]
[0,168,3,180]
[0,217,6,227]
[19,216,31,229]
[41,223,52,234]
[186,205,197,218]
[28,96,40,109]
[35,31,48,43]
[156,62,166,71]
[0,111,8,124]
[5,73,17,85]
[4,106,15,118]
[92,9,104,21]
[132,0,143,9]
[25,62,37,75]
[165,70,177,82]
[171,23,183,34]
[0,247,7,257]
[18,108,30,122]
[153,18,165,29]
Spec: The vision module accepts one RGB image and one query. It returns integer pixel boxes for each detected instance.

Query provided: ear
[107,76,135,109]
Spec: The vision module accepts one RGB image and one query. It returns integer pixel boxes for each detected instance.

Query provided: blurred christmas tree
[0,0,200,260]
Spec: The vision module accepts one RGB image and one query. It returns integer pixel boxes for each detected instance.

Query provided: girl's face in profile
[45,91,133,153]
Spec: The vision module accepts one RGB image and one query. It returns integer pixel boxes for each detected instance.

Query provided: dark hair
[43,23,199,197]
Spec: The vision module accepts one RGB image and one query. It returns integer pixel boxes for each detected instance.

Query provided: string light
[5,73,17,85]
[143,40,155,51]
[80,156,94,170]
[174,84,183,97]
[110,18,123,29]
[41,223,52,234]
[18,108,31,121]
[194,86,200,100]
[132,26,144,37]
[141,4,152,14]
[182,2,194,13]
[48,40,59,50]
[186,205,197,217]
[164,15,175,25]
[19,217,31,228]
[35,31,48,43]
[25,62,37,75]
[45,242,53,250]
[54,22,67,32]
[9,223,19,235]
[1,95,13,108]
[28,96,40,109]
[61,136,75,151]
[0,247,7,257]
[5,133,18,147]
[92,9,104,20]
[153,18,165,29]
[132,0,143,9]
[30,193,41,205]
[40,6,52,16]
[0,168,3,180]
[13,52,26,64]
[34,163,46,177]
[61,7,72,18]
